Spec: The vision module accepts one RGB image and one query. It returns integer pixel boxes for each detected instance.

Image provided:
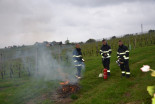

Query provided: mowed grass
[72,45,155,104]
[0,45,155,104]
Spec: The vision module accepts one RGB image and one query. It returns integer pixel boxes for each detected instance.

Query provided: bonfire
[57,81,80,98]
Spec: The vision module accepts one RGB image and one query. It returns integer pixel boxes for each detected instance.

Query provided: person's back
[73,48,82,62]
[73,44,84,79]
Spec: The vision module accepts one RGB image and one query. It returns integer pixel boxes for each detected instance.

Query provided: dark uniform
[100,44,112,75]
[73,48,83,78]
[117,45,130,77]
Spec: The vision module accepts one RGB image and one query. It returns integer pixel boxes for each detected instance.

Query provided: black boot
[121,73,125,78]
[126,74,130,78]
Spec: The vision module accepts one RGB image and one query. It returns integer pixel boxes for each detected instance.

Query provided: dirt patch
[119,100,142,104]
[52,83,80,104]
[26,92,53,104]
[52,92,73,104]
[57,83,80,98]
[126,101,141,104]
[26,83,80,104]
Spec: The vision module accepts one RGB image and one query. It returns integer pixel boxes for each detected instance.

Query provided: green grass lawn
[0,45,155,104]
[72,45,155,104]
[0,77,59,104]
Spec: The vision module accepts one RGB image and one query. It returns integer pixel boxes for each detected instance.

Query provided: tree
[149,30,155,33]
[110,36,116,39]
[86,39,96,43]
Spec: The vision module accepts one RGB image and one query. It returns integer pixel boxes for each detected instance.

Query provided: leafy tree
[111,36,116,39]
[149,30,155,33]
[86,39,96,43]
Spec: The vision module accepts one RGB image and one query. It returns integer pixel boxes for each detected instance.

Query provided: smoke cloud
[14,45,84,83]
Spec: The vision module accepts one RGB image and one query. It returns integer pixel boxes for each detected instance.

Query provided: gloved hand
[116,59,120,66]
[120,58,125,62]
[116,58,124,66]
[119,58,124,64]
[82,59,85,62]
[104,53,107,57]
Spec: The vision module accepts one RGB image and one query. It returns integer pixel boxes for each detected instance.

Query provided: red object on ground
[103,68,108,79]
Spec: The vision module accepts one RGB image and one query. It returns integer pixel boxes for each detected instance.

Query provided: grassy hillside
[72,45,155,104]
[0,45,154,104]
[0,32,155,104]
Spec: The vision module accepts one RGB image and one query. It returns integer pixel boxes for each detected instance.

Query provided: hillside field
[0,45,154,104]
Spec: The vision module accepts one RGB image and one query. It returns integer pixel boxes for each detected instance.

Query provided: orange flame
[59,81,69,85]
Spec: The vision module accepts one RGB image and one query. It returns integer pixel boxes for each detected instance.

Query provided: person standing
[117,40,130,78]
[100,39,112,76]
[73,44,84,79]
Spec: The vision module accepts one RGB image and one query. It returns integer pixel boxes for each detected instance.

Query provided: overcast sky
[0,0,155,48]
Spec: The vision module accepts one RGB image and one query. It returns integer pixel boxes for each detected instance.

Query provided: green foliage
[149,30,155,33]
[71,94,78,100]
[86,39,96,43]
[152,98,155,104]
[147,86,155,97]
[151,71,155,77]
[110,36,117,39]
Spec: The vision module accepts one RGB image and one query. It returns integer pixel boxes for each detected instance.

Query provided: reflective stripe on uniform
[122,71,126,74]
[107,70,110,72]
[118,50,129,55]
[103,51,109,53]
[124,57,129,59]
[126,72,130,75]
[108,49,112,51]
[101,53,111,58]
[75,64,82,66]
[73,55,82,57]
[100,50,111,53]
[107,56,111,58]
[123,55,129,59]
[125,50,129,52]
[76,55,82,57]
[102,56,111,58]
[74,60,77,62]
[119,52,126,55]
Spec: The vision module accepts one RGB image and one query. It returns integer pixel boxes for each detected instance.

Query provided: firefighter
[117,40,130,78]
[100,39,112,76]
[73,44,84,79]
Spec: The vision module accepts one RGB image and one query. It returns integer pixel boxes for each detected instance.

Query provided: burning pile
[57,81,80,98]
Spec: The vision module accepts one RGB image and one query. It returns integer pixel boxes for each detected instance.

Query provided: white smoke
[14,45,84,83]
